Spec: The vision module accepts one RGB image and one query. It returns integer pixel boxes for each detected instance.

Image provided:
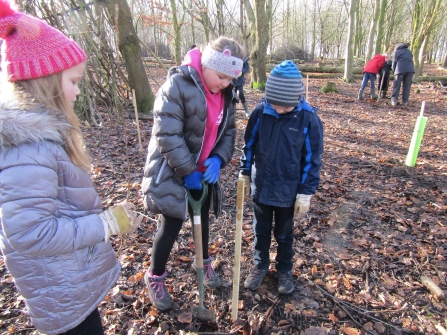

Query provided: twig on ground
[312,281,404,332]
[135,211,159,223]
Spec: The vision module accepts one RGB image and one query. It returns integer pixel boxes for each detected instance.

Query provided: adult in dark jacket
[358,54,388,100]
[233,57,250,116]
[0,2,142,333]
[141,37,245,311]
[391,43,415,106]
[239,61,323,295]
[378,59,393,98]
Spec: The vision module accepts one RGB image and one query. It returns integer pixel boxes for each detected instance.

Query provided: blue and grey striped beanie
[265,60,304,107]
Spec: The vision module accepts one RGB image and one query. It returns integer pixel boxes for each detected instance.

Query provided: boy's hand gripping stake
[186,181,216,322]
[231,177,245,321]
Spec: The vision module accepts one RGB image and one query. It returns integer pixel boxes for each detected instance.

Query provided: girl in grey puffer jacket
[141,37,245,311]
[0,3,142,334]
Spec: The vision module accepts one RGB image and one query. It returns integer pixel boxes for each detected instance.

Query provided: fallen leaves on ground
[0,64,446,334]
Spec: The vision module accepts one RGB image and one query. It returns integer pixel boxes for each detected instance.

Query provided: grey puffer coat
[141,65,236,220]
[0,102,120,334]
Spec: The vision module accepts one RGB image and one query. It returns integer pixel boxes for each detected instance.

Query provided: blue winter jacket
[240,99,324,207]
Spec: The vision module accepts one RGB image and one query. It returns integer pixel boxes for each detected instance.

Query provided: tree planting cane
[231,177,245,321]
[378,71,386,100]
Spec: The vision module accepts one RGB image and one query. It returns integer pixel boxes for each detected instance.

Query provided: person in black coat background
[378,58,392,98]
[233,57,250,116]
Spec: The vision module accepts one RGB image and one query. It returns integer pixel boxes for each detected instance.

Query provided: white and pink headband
[201,46,243,79]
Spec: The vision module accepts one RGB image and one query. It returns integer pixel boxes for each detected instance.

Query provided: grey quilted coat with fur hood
[0,102,120,334]
[141,65,236,220]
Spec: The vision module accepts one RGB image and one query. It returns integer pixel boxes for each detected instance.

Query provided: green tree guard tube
[405,102,428,167]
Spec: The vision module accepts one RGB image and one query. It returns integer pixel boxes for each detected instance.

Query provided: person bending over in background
[358,54,388,100]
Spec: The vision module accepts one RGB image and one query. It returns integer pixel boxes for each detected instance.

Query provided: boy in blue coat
[239,60,324,294]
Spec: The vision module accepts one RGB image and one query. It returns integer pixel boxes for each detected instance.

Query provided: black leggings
[150,187,211,276]
[235,85,246,104]
[58,308,104,335]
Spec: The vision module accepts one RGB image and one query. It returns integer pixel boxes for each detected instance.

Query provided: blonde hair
[17,73,91,172]
[202,36,246,59]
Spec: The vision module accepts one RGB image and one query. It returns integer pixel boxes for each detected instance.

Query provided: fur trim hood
[0,100,72,149]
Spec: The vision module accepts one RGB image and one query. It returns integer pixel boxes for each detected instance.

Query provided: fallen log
[265,64,364,73]
[265,64,447,82]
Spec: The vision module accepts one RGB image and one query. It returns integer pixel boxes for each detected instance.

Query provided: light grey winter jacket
[0,102,120,334]
[141,65,237,220]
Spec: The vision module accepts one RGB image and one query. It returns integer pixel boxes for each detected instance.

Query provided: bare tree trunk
[169,0,182,65]
[417,34,430,77]
[344,0,356,82]
[354,2,361,57]
[374,0,387,55]
[310,0,316,60]
[250,0,269,87]
[103,0,154,114]
[216,0,224,35]
[365,0,380,63]
[442,46,447,68]
[243,0,257,84]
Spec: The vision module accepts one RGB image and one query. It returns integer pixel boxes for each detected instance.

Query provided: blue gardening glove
[184,171,203,190]
[203,156,222,184]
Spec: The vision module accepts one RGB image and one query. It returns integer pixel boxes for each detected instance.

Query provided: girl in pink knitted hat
[0,1,143,333]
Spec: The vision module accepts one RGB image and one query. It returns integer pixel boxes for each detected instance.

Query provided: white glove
[294,194,312,219]
[239,172,251,198]
[100,203,144,240]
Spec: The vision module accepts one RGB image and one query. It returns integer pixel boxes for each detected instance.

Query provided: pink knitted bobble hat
[0,0,87,81]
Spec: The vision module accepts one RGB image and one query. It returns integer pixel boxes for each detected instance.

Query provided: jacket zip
[86,246,94,264]
[155,159,168,185]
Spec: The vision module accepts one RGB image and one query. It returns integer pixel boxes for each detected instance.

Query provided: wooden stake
[231,178,245,321]
[306,74,309,99]
[132,89,143,152]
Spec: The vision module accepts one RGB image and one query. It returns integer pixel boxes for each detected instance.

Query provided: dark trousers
[58,308,104,335]
[377,74,390,93]
[252,202,294,273]
[392,72,413,103]
[150,186,211,276]
[235,85,246,104]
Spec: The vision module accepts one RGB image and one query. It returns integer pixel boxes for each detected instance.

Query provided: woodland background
[0,0,447,334]
[12,0,447,117]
